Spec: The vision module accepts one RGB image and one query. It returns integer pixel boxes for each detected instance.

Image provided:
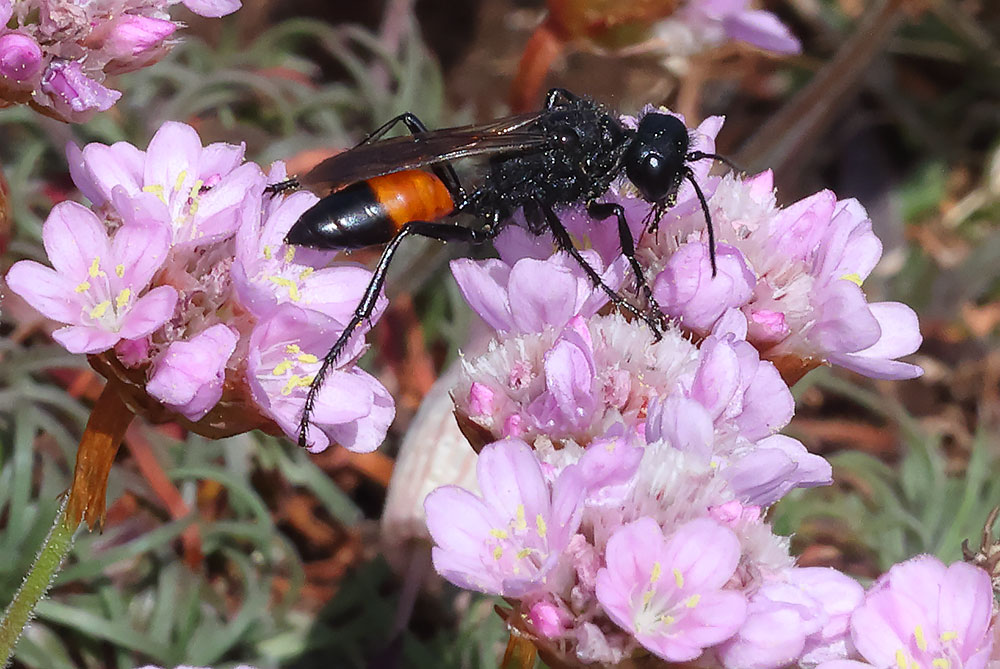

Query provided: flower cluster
[422,109,938,665]
[5,122,392,453]
[0,0,240,122]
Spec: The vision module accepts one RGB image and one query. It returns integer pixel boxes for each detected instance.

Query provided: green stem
[0,497,78,667]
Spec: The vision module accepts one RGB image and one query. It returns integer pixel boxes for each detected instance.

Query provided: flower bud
[0,32,43,83]
[103,15,176,59]
[40,60,121,113]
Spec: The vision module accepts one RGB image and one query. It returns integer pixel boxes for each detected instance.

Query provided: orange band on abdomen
[367,170,456,230]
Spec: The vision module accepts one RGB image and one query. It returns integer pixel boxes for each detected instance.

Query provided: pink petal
[450,258,513,331]
[182,0,242,18]
[144,121,203,192]
[80,142,144,201]
[723,10,802,54]
[111,222,172,289]
[42,201,111,278]
[509,256,581,332]
[663,518,740,591]
[476,440,549,522]
[118,285,178,339]
[5,260,81,323]
[52,325,121,354]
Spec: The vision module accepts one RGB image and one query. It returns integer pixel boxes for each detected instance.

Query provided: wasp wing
[300,112,549,189]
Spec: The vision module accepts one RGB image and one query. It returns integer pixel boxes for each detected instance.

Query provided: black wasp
[273,88,732,448]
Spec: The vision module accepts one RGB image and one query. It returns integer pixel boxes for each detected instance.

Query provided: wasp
[274,88,732,448]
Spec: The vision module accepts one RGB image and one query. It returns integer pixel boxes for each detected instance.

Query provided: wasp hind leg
[539,202,663,339]
[296,221,493,448]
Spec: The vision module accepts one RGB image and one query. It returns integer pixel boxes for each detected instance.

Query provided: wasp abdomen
[285,170,454,251]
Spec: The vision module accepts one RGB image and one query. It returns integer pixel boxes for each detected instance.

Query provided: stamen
[299,267,314,281]
[493,546,503,561]
[895,649,908,669]
[516,548,532,559]
[914,626,928,651]
[940,631,958,642]
[297,353,319,364]
[673,568,684,588]
[75,281,90,293]
[142,184,167,204]
[268,276,301,301]
[263,245,272,260]
[932,660,950,669]
[489,528,508,539]
[272,360,293,376]
[115,264,125,278]
[685,594,700,608]
[174,170,187,192]
[89,300,111,318]
[841,272,863,287]
[88,257,102,277]
[281,374,302,395]
[115,288,131,308]
[515,504,527,531]
[285,344,301,354]
[535,514,547,538]
[284,246,295,263]
[650,562,662,584]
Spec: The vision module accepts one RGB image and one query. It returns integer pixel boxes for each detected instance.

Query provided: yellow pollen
[75,281,91,293]
[932,660,950,669]
[297,353,319,364]
[896,649,908,669]
[281,375,302,395]
[189,200,200,215]
[685,594,700,608]
[142,184,167,204]
[115,288,131,308]
[272,360,293,376]
[263,245,272,260]
[115,264,125,278]
[269,276,301,301]
[940,631,958,642]
[841,272,863,287]
[188,178,204,199]
[673,568,684,588]
[284,246,295,263]
[650,562,662,584]
[174,170,188,192]
[660,614,675,626]
[489,528,508,539]
[88,257,101,277]
[535,514,547,538]
[300,375,315,385]
[299,267,314,280]
[493,546,503,561]
[515,504,527,531]
[285,344,301,354]
[914,626,928,651]
[516,548,532,559]
[642,589,654,608]
[89,301,111,319]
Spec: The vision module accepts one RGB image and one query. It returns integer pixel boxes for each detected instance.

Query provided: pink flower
[180,0,242,18]
[246,304,394,454]
[450,248,625,334]
[233,184,384,324]
[101,15,177,59]
[96,121,264,248]
[645,169,923,381]
[595,517,748,662]
[720,567,864,669]
[146,324,239,421]
[425,439,585,597]
[0,32,43,82]
[39,60,122,114]
[5,202,176,354]
[818,556,996,669]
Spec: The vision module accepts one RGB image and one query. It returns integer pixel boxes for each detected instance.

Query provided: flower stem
[0,383,134,665]
[0,498,76,667]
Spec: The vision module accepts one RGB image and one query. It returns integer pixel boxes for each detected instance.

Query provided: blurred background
[0,0,998,667]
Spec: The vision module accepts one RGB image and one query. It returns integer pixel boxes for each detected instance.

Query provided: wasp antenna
[685,170,717,278]
[265,177,301,196]
[686,151,743,174]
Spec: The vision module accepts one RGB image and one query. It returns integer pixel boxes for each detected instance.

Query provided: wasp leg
[586,201,668,328]
[296,221,492,448]
[684,168,718,277]
[264,177,301,196]
[539,202,662,338]
[356,112,467,207]
[544,87,579,110]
